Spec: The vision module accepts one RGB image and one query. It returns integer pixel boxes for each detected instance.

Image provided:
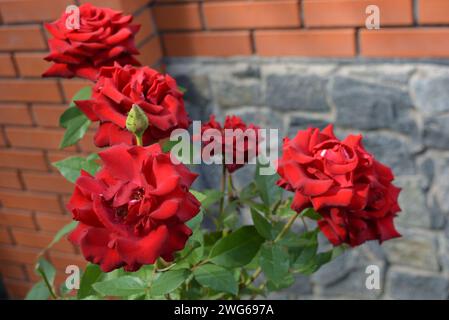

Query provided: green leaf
[92,276,146,297]
[61,115,91,149]
[162,139,181,153]
[178,85,187,93]
[266,273,295,292]
[251,208,273,240]
[36,258,56,287]
[292,230,319,273]
[25,281,50,300]
[44,221,78,252]
[190,190,206,203]
[77,264,103,299]
[186,210,203,231]
[201,190,223,209]
[59,86,92,149]
[53,154,100,183]
[150,269,190,296]
[254,157,283,208]
[69,86,92,108]
[209,226,264,268]
[259,243,290,283]
[193,264,238,295]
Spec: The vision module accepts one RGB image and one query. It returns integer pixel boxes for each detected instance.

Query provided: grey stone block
[411,70,449,115]
[287,116,331,137]
[383,229,440,272]
[387,268,449,300]
[265,73,330,112]
[331,76,415,132]
[395,176,432,229]
[361,132,416,176]
[211,77,263,109]
[424,114,449,149]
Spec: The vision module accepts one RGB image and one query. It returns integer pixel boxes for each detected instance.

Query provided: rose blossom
[75,63,191,147]
[277,125,401,247]
[201,115,261,173]
[67,143,200,272]
[43,3,140,81]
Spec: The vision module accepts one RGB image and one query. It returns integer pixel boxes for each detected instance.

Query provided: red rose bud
[42,3,141,81]
[277,125,401,247]
[201,115,261,173]
[67,143,201,272]
[75,63,191,147]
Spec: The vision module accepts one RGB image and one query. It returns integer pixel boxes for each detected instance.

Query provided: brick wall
[0,0,160,299]
[1,0,449,299]
[155,0,449,58]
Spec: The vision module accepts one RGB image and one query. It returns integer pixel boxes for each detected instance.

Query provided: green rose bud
[126,104,149,146]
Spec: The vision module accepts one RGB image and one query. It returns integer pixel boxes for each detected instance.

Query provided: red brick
[32,104,66,127]
[79,0,149,13]
[0,149,48,171]
[0,104,33,125]
[163,31,252,57]
[6,127,75,150]
[134,7,155,45]
[0,169,22,190]
[22,172,74,194]
[0,226,13,244]
[255,29,356,57]
[0,0,74,23]
[0,245,41,264]
[35,213,72,232]
[0,263,26,281]
[49,251,86,270]
[0,54,15,77]
[0,208,36,229]
[303,0,413,27]
[419,0,449,24]
[204,0,300,29]
[78,131,100,153]
[154,3,202,31]
[14,52,49,77]
[3,278,32,299]
[360,28,449,58]
[0,80,61,103]
[0,190,62,213]
[138,36,163,67]
[0,25,46,51]
[60,80,92,102]
[11,228,75,253]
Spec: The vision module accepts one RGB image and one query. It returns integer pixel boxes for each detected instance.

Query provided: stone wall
[166,58,449,300]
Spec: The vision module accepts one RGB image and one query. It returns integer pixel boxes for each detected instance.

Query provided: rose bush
[43,3,140,81]
[27,3,402,301]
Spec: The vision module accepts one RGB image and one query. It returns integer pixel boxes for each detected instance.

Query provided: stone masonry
[166,58,449,300]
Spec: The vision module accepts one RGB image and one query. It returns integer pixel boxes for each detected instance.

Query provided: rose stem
[219,164,226,215]
[135,134,143,147]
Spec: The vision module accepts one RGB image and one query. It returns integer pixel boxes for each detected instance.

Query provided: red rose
[201,115,261,173]
[75,63,191,147]
[277,125,401,247]
[67,143,200,272]
[42,3,140,81]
